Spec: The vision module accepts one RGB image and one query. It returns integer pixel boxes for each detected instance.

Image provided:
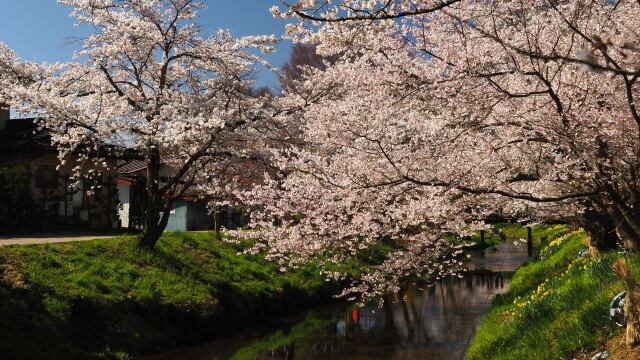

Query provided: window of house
[35,166,59,189]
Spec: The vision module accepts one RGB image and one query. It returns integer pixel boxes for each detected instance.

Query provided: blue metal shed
[165,199,213,232]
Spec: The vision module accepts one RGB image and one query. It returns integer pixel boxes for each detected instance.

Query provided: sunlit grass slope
[0,232,340,359]
[466,227,636,360]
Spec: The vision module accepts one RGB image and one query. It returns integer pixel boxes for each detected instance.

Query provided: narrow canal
[145,242,528,360]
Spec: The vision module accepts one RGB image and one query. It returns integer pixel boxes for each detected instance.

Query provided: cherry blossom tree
[0,44,41,104]
[279,43,336,91]
[1,0,276,248]
[241,0,640,301]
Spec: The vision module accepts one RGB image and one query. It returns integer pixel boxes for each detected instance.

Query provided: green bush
[0,166,38,232]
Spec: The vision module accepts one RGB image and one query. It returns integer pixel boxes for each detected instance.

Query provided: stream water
[145,242,528,360]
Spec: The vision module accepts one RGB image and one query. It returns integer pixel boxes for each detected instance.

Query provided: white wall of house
[118,183,130,228]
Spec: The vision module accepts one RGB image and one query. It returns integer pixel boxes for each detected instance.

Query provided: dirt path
[0,233,118,246]
[573,334,640,360]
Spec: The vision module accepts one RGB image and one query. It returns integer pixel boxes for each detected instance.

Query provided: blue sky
[0,1,292,89]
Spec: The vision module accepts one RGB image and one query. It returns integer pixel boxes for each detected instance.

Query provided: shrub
[0,166,38,232]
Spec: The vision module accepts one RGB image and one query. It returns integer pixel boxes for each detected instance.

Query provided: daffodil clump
[507,255,595,318]
[509,278,552,316]
[468,229,628,360]
[538,231,581,260]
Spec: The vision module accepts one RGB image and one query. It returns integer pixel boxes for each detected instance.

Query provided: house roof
[0,118,141,160]
[0,118,53,153]
[117,159,147,174]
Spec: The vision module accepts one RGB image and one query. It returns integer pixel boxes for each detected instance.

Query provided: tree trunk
[615,219,640,254]
[213,204,222,236]
[608,205,640,253]
[138,204,171,249]
[581,200,619,250]
[137,148,172,249]
[613,258,640,348]
[580,199,640,253]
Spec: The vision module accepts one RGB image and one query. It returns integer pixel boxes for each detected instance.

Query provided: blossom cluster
[240,0,640,301]
[0,1,279,238]
[5,0,640,300]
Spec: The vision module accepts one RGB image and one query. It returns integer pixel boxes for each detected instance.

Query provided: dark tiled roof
[0,118,141,160]
[117,159,147,174]
[0,118,53,152]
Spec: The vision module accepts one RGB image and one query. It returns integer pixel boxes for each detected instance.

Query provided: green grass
[446,228,504,249]
[466,227,633,360]
[0,231,372,359]
[4,225,625,359]
[468,230,504,247]
[447,222,564,249]
[1,232,327,304]
[496,223,571,255]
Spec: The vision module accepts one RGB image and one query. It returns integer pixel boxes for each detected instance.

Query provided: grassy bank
[466,226,636,359]
[0,232,364,359]
[449,223,568,251]
[447,228,504,249]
